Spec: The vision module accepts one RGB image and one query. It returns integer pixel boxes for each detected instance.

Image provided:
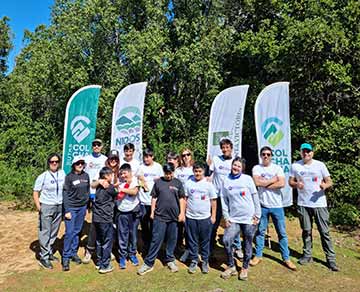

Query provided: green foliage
[330,203,360,227]
[0,16,12,76]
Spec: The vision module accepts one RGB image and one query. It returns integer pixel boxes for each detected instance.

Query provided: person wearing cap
[250,146,296,271]
[137,163,186,276]
[82,139,107,264]
[289,143,339,271]
[207,138,243,260]
[138,148,164,255]
[120,143,141,176]
[62,156,90,271]
[33,153,65,269]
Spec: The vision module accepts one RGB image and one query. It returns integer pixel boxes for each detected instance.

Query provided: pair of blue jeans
[223,223,256,269]
[255,207,290,260]
[116,210,140,258]
[94,222,113,269]
[186,217,212,263]
[144,218,178,267]
[63,205,87,260]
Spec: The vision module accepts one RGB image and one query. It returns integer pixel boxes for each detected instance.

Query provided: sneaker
[201,261,209,274]
[62,259,70,272]
[39,258,53,269]
[137,263,154,276]
[220,266,237,280]
[234,248,244,260]
[111,253,115,261]
[188,261,198,274]
[298,256,313,265]
[82,250,92,264]
[167,261,179,273]
[71,255,82,265]
[180,249,190,263]
[119,257,126,269]
[99,264,114,274]
[95,264,100,270]
[249,256,262,267]
[284,260,297,271]
[49,254,59,262]
[129,255,139,266]
[328,262,339,272]
[238,268,248,281]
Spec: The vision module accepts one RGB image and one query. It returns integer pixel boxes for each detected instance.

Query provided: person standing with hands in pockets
[33,153,65,269]
[289,143,339,271]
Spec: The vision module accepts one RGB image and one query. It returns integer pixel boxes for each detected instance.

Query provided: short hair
[143,148,154,157]
[193,162,205,171]
[47,153,61,166]
[99,166,113,179]
[124,143,135,151]
[120,163,132,172]
[163,163,175,173]
[166,151,179,161]
[260,146,272,154]
[219,138,233,148]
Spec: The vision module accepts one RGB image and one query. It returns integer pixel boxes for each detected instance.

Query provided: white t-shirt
[120,158,141,176]
[33,170,66,205]
[221,174,261,224]
[185,177,217,220]
[290,159,330,208]
[84,153,107,194]
[138,162,164,205]
[209,155,232,192]
[175,166,193,187]
[252,163,285,208]
[117,177,140,212]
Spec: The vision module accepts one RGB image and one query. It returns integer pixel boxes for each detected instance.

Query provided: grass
[1,219,359,292]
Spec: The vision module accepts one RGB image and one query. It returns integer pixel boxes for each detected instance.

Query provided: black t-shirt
[151,177,185,222]
[93,185,118,223]
[63,171,90,210]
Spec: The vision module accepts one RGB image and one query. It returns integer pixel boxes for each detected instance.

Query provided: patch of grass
[1,220,359,292]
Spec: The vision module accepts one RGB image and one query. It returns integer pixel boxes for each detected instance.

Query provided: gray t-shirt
[33,170,65,205]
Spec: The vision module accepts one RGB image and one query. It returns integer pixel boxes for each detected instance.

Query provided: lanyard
[48,171,59,198]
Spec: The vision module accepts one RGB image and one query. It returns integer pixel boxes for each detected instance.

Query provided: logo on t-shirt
[312,177,318,182]
[50,180,55,184]
[190,189,195,194]
[300,171,305,176]
[241,191,245,197]
[201,195,206,200]
[169,186,179,191]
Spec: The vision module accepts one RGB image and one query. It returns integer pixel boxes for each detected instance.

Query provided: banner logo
[212,131,230,146]
[261,117,284,147]
[70,116,91,143]
[115,106,141,146]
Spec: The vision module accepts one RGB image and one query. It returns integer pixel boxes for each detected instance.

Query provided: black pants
[140,204,153,253]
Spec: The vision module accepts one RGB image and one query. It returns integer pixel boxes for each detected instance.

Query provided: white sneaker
[137,263,154,276]
[167,261,179,273]
[220,266,237,279]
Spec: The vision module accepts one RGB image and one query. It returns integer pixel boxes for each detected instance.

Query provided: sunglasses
[110,158,119,162]
[302,149,312,154]
[49,160,59,164]
[75,161,85,166]
[261,153,271,157]
[182,153,191,157]
[92,143,102,147]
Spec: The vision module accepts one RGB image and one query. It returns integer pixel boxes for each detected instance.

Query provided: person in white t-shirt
[120,143,141,176]
[250,146,296,271]
[82,139,107,264]
[207,138,242,259]
[33,153,65,269]
[185,163,217,274]
[289,143,338,271]
[138,148,164,254]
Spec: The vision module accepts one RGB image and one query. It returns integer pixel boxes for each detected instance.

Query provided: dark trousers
[186,217,212,263]
[63,205,87,260]
[144,218,178,267]
[223,223,256,269]
[140,204,153,253]
[86,219,97,252]
[94,222,113,269]
[297,206,336,263]
[116,210,140,258]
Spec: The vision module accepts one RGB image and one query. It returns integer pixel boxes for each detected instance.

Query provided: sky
[1,0,54,73]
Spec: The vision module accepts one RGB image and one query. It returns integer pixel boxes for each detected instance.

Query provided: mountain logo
[116,106,141,134]
[261,117,284,147]
[70,116,91,143]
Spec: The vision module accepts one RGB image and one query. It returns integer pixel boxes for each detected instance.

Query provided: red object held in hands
[116,183,129,200]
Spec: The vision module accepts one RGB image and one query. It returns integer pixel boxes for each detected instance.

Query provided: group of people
[33,138,339,281]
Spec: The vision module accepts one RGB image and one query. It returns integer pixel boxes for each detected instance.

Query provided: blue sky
[1,0,54,73]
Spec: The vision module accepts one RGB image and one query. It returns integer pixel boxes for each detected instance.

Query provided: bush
[330,203,360,227]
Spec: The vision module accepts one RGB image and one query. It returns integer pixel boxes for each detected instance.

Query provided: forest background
[0,0,359,226]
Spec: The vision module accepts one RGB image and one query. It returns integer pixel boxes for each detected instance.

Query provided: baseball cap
[92,138,103,145]
[300,143,313,151]
[108,149,119,159]
[72,155,85,165]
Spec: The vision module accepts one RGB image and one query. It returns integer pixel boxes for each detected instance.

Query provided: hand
[210,216,216,224]
[65,212,71,220]
[36,204,41,212]
[272,175,279,183]
[99,179,110,188]
[320,181,326,190]
[252,216,259,225]
[206,156,212,167]
[225,220,231,228]
[150,212,154,220]
[178,213,185,223]
[297,181,304,190]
